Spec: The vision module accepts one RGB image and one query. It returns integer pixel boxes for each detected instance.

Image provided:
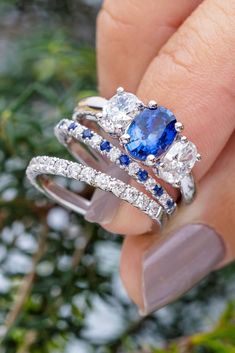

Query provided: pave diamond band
[26,156,165,226]
[54,118,176,214]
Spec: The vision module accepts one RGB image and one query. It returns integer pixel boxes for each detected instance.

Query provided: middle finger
[97,0,202,96]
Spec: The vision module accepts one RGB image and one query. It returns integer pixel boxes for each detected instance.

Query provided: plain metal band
[26,157,165,227]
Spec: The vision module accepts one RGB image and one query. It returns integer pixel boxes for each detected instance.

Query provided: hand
[86,0,235,314]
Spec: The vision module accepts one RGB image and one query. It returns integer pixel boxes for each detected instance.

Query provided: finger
[137,0,235,181]
[97,0,202,97]
[92,0,235,236]
[120,135,235,314]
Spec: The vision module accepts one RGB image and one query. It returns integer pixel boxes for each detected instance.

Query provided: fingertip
[102,202,154,236]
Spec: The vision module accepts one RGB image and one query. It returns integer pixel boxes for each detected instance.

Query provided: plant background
[0,1,235,352]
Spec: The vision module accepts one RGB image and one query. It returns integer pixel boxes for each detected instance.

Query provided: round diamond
[135,193,150,210]
[148,201,160,218]
[128,162,139,176]
[158,140,198,183]
[101,92,140,134]
[110,180,126,197]
[123,187,139,203]
[145,178,156,191]
[126,106,177,161]
[109,148,121,162]
[95,174,110,189]
[90,134,102,147]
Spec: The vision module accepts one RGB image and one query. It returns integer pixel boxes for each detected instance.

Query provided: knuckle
[158,46,194,77]
[97,2,137,39]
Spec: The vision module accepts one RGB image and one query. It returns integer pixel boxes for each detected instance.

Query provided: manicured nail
[85,166,129,225]
[142,224,225,315]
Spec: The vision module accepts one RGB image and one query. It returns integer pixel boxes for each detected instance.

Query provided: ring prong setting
[196,153,202,161]
[173,181,181,188]
[114,124,123,135]
[96,112,103,120]
[180,136,188,143]
[117,87,124,94]
[120,133,131,145]
[146,154,156,166]
[148,100,158,109]
[175,122,184,132]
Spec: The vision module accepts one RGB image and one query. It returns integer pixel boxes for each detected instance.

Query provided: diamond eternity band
[26,156,165,226]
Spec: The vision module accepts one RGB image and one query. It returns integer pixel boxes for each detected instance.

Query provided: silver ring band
[26,156,165,226]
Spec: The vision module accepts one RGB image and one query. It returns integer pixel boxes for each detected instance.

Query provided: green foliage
[0,2,235,353]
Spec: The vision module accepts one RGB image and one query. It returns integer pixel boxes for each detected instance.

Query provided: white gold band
[26,156,165,226]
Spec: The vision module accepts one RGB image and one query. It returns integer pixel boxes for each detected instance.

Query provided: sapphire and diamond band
[54,118,176,214]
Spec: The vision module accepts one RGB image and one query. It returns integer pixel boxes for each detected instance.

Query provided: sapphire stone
[119,154,130,166]
[126,107,177,161]
[82,129,93,139]
[68,122,77,131]
[137,169,148,182]
[100,140,112,152]
[166,199,174,209]
[153,184,164,197]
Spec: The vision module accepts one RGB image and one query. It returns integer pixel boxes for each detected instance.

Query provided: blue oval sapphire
[126,107,177,161]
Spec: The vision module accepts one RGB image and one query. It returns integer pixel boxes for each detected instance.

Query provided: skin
[97,0,235,311]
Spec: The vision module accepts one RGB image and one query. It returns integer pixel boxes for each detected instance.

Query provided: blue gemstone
[153,184,164,197]
[137,169,148,182]
[100,140,112,152]
[68,122,77,131]
[82,129,93,139]
[126,107,177,161]
[119,154,130,166]
[166,199,174,209]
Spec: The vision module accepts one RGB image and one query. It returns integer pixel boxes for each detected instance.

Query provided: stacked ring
[26,87,201,227]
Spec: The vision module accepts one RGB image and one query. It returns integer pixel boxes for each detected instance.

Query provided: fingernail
[85,166,129,225]
[142,224,225,315]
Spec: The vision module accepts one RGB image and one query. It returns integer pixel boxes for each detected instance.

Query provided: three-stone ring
[73,88,201,204]
[26,87,200,227]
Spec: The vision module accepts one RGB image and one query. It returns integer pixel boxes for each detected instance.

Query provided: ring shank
[38,176,91,215]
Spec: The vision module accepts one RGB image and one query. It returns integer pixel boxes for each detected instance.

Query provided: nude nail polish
[142,224,225,315]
